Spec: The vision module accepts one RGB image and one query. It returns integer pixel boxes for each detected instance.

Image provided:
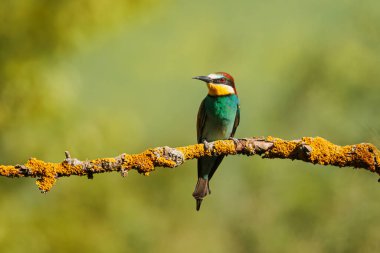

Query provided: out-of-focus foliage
[0,0,156,161]
[1,0,380,252]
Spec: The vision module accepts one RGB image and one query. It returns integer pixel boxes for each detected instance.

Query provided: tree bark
[0,136,379,192]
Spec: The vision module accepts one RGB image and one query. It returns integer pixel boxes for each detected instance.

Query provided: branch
[1,136,379,192]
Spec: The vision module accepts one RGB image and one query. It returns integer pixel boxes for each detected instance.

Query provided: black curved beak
[192,76,212,83]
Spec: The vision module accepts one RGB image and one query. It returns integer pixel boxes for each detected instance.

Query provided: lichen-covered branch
[0,136,379,192]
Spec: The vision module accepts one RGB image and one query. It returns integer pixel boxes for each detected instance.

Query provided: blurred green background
[1,0,380,252]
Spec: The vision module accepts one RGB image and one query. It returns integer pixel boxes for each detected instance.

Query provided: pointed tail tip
[196,199,203,211]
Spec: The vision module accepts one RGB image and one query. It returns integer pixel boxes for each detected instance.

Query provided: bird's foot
[229,137,239,147]
[203,140,213,152]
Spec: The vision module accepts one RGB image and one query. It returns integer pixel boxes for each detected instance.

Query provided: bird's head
[193,72,237,96]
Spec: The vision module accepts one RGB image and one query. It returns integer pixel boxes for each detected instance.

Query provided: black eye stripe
[213,78,226,84]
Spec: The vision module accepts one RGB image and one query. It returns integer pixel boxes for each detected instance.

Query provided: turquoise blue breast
[202,94,239,141]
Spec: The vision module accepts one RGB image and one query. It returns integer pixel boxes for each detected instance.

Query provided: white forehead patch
[208,73,224,79]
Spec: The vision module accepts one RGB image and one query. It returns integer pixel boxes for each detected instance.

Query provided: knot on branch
[153,147,184,169]
[235,138,274,156]
[289,142,313,160]
[82,161,94,179]
[162,146,185,166]
[115,154,129,177]
[64,151,81,166]
[15,164,31,176]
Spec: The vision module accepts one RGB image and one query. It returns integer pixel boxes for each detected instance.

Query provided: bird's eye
[220,78,226,83]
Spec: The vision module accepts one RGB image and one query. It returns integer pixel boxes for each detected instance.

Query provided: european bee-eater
[192,72,240,211]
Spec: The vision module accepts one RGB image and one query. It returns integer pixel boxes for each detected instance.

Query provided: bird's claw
[203,140,213,152]
[229,137,239,147]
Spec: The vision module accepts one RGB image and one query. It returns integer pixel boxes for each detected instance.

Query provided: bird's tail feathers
[192,178,210,211]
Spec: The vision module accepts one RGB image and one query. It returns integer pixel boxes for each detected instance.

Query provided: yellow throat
[207,83,235,96]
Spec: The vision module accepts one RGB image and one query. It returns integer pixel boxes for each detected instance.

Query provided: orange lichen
[354,143,378,171]
[303,137,338,164]
[0,136,379,192]
[155,156,177,168]
[26,158,58,191]
[0,165,22,177]
[36,176,57,193]
[213,140,236,155]
[27,159,56,177]
[266,136,299,157]
[58,162,84,176]
[178,140,235,159]
[91,158,117,164]
[178,144,205,160]
[302,137,379,171]
[123,151,155,174]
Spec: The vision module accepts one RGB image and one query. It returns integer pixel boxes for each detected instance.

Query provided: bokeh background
[1,0,380,252]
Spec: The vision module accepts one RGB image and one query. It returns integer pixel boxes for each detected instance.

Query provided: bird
[192,72,240,211]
